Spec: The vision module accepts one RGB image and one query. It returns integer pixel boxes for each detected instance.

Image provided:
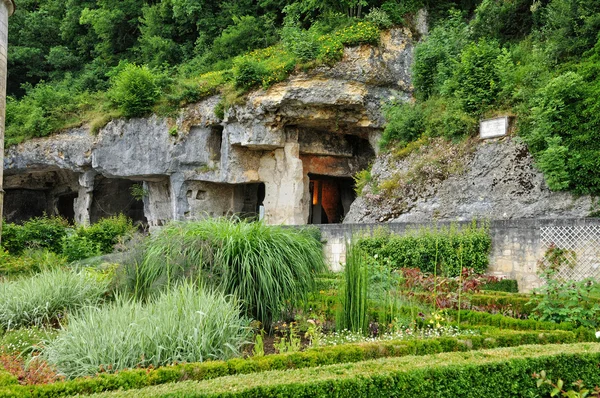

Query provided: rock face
[345,137,598,223]
[3,28,414,227]
[5,25,596,229]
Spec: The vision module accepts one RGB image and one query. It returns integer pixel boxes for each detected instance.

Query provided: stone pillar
[0,0,14,245]
[258,142,309,225]
[74,170,96,225]
[143,179,172,229]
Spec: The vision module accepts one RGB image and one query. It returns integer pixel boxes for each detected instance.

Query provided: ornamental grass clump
[0,268,109,330]
[127,217,326,327]
[43,283,251,378]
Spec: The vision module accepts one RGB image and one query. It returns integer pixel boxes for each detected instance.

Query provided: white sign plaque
[480,116,508,139]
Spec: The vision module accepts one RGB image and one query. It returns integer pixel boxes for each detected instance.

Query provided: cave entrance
[238,182,266,220]
[3,189,49,224]
[90,176,147,225]
[56,193,78,224]
[308,175,355,224]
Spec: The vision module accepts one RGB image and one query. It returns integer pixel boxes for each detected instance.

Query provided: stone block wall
[319,218,600,292]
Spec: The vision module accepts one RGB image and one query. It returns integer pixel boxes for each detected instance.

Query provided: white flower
[595,331,600,339]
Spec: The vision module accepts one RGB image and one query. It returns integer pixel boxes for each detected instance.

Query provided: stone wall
[318,218,600,291]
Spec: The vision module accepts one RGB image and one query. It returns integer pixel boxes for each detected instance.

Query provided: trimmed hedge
[77,343,600,397]
[356,222,491,276]
[0,329,585,397]
[468,293,536,315]
[451,310,582,332]
[0,367,17,387]
[483,279,519,293]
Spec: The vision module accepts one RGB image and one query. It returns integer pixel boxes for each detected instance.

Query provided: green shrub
[336,21,380,46]
[61,235,101,263]
[109,63,160,118]
[521,71,600,194]
[77,215,135,254]
[0,249,67,276]
[357,222,491,276]
[0,368,17,387]
[364,8,393,29]
[62,343,600,397]
[453,309,578,332]
[0,222,21,254]
[208,15,278,62]
[412,11,469,101]
[422,96,478,139]
[470,0,538,43]
[2,216,69,255]
[452,39,502,115]
[281,26,320,62]
[131,218,326,327]
[43,283,251,378]
[529,256,600,329]
[0,268,109,330]
[380,100,425,149]
[482,279,519,293]
[381,0,424,25]
[233,57,268,89]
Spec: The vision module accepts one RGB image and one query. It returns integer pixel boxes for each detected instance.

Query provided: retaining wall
[319,218,600,292]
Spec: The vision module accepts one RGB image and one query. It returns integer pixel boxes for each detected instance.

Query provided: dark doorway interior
[90,176,147,224]
[3,189,49,224]
[239,182,266,219]
[308,175,355,224]
[57,193,78,224]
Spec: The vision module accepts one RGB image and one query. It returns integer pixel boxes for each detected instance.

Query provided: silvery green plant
[43,283,251,378]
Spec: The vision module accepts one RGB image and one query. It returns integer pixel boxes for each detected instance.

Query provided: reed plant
[125,217,326,327]
[337,240,369,334]
[43,283,251,378]
[0,268,109,330]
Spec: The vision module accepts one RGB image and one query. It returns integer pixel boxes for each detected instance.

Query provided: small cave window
[308,175,355,224]
[209,126,223,162]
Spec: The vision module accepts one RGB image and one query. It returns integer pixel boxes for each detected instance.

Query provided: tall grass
[337,240,369,334]
[0,268,109,330]
[43,283,251,378]
[126,218,326,327]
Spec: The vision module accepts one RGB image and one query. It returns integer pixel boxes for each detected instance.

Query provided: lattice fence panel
[540,225,600,281]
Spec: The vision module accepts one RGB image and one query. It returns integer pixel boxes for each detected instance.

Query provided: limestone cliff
[4,25,597,228]
[3,28,414,227]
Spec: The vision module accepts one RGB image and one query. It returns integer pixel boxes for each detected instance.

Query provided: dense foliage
[1,215,135,270]
[356,222,491,276]
[5,0,436,146]
[381,0,600,195]
[128,218,326,326]
[0,268,110,330]
[43,283,251,378]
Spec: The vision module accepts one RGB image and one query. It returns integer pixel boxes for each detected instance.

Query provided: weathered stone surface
[4,128,93,173]
[345,137,597,223]
[4,28,413,226]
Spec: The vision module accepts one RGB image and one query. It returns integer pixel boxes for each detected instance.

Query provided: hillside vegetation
[7,0,600,197]
[381,0,600,196]
[5,0,437,145]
